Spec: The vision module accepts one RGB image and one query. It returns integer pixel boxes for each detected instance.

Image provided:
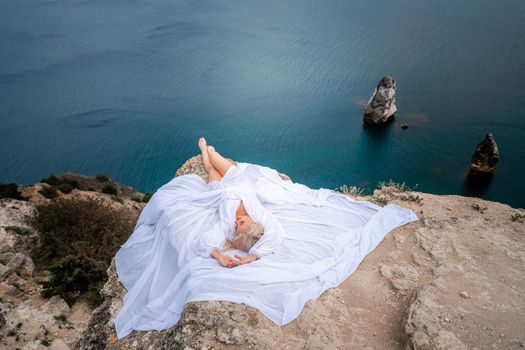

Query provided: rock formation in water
[469,132,500,176]
[1,157,524,350]
[363,76,397,124]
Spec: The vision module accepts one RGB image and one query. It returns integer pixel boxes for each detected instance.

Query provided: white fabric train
[114,162,419,338]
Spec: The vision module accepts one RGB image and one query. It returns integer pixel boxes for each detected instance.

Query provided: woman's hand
[218,254,241,268]
[234,254,258,265]
[211,249,241,268]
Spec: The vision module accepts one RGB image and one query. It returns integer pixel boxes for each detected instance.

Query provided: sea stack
[469,132,500,176]
[363,76,397,125]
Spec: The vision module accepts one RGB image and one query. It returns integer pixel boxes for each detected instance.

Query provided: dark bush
[102,184,118,195]
[31,196,135,307]
[41,255,106,307]
[0,183,30,200]
[5,225,32,236]
[41,175,59,186]
[41,175,79,189]
[87,187,96,191]
[111,195,123,204]
[38,186,58,199]
[142,192,153,203]
[131,196,142,203]
[56,183,73,194]
[60,178,79,189]
[96,174,110,182]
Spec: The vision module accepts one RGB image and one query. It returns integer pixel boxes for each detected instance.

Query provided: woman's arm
[242,191,285,258]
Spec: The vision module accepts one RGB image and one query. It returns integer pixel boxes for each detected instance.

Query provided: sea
[1,0,524,208]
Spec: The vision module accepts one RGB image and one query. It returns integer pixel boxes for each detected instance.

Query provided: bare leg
[198,137,213,173]
[199,137,223,183]
[208,167,223,183]
[207,146,235,177]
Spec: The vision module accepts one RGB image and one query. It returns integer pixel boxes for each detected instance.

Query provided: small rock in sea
[399,123,408,129]
[469,132,500,176]
[363,76,397,125]
[460,291,469,299]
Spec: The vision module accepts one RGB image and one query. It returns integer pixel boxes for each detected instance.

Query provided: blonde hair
[222,222,264,253]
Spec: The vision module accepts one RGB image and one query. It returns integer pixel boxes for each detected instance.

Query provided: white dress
[114,162,419,339]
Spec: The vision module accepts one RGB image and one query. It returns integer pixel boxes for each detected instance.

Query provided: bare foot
[207,145,216,154]
[198,137,207,152]
[199,137,212,172]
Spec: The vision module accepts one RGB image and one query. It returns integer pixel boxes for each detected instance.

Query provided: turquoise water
[1,0,524,208]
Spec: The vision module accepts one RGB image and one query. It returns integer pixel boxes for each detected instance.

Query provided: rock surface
[73,157,525,350]
[0,175,146,350]
[363,76,398,124]
[469,132,500,176]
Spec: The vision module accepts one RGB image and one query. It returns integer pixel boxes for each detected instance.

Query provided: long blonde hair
[222,222,264,253]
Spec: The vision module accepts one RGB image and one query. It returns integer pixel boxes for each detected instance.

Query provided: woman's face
[235,215,253,236]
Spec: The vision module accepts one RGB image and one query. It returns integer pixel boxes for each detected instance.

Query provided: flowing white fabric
[114,162,419,338]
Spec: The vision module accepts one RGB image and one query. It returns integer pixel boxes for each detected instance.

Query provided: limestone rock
[363,76,397,124]
[469,132,500,176]
[75,157,525,350]
[380,263,418,292]
[2,156,524,350]
[0,174,145,350]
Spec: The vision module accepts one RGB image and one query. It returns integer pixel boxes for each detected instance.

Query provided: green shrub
[372,194,389,206]
[398,193,423,203]
[86,288,103,308]
[0,183,29,200]
[511,212,525,222]
[142,192,153,203]
[54,315,67,322]
[41,255,106,307]
[41,175,59,186]
[111,195,124,204]
[471,203,487,213]
[335,185,365,197]
[96,174,110,182]
[131,196,142,203]
[377,179,418,192]
[41,176,79,189]
[38,186,58,199]
[60,178,79,189]
[5,225,32,236]
[102,184,117,195]
[31,196,135,307]
[56,183,73,194]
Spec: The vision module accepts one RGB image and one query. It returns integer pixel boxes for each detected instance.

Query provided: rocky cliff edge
[1,157,523,350]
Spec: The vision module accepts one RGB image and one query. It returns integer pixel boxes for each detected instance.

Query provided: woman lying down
[113,137,419,339]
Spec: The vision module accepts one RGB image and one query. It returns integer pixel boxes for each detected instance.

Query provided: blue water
[1,0,524,208]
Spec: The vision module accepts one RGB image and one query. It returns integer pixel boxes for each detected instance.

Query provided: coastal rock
[469,132,500,176]
[363,76,397,124]
[2,158,524,349]
[0,175,145,350]
[73,158,525,350]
